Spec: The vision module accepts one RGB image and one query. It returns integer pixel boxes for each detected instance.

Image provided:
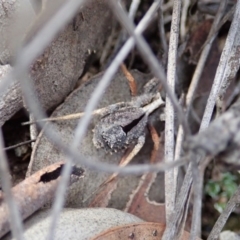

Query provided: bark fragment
[0,162,84,238]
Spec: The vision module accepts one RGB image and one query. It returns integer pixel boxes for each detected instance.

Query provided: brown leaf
[184,19,213,64]
[0,162,84,238]
[125,126,165,223]
[125,173,166,223]
[91,222,203,240]
[88,178,118,208]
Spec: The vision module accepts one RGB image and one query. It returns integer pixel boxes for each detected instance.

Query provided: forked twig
[3,139,35,151]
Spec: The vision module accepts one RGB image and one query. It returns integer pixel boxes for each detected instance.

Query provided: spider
[92,77,165,155]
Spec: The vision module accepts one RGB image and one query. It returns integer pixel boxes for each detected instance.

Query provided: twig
[120,63,137,96]
[217,10,240,111]
[173,94,185,204]
[196,5,235,60]
[29,113,38,148]
[207,185,240,240]
[162,157,195,240]
[190,156,212,240]
[148,124,160,163]
[165,0,182,223]
[22,107,108,125]
[4,139,36,151]
[0,128,24,240]
[174,0,228,157]
[189,159,202,239]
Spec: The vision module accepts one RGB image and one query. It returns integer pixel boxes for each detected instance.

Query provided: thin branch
[189,159,202,239]
[120,63,137,96]
[162,157,194,240]
[4,139,35,151]
[165,0,182,222]
[22,106,109,125]
[190,156,212,240]
[173,94,185,209]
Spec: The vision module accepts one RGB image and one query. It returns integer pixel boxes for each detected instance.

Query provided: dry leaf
[88,178,118,208]
[184,19,213,64]
[91,222,203,240]
[125,126,165,223]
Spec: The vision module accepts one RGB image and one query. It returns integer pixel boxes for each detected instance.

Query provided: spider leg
[143,93,165,116]
[86,137,145,206]
[131,77,163,108]
[143,77,161,94]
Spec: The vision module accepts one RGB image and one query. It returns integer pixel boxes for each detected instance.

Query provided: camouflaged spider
[92,78,165,155]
